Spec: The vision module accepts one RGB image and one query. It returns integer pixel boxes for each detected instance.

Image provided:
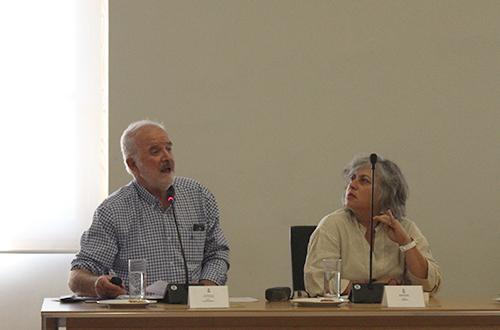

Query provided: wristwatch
[399,239,416,252]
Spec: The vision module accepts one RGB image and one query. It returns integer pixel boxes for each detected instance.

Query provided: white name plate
[382,285,425,307]
[188,285,229,309]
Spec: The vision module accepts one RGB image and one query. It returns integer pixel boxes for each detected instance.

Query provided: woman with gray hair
[304,154,442,297]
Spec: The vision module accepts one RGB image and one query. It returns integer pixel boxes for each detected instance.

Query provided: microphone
[167,186,175,204]
[162,185,191,304]
[370,153,377,169]
[350,153,385,303]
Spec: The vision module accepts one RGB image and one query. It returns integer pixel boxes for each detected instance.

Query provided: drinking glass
[128,259,147,299]
[322,258,342,299]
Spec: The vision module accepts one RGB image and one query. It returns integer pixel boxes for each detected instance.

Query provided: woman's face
[344,165,380,216]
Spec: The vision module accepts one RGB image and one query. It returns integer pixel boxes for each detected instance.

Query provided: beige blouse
[304,208,442,297]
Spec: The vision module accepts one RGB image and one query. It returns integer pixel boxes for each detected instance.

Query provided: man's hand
[94,275,127,298]
[198,279,217,286]
[69,269,126,298]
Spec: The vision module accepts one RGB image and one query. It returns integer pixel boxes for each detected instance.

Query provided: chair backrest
[290,225,317,294]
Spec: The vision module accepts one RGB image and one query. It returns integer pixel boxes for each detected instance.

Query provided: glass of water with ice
[322,258,342,299]
[128,259,147,300]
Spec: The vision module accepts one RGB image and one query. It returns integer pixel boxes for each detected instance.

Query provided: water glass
[322,258,342,299]
[128,259,147,299]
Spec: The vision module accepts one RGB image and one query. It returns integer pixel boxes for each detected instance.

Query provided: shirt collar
[132,180,163,207]
[345,208,382,233]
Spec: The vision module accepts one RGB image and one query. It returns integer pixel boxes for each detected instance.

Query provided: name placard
[188,285,229,309]
[382,285,425,307]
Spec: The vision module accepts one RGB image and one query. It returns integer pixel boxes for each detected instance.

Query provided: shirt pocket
[185,226,206,264]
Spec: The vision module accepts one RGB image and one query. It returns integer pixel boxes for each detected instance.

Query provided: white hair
[120,120,166,175]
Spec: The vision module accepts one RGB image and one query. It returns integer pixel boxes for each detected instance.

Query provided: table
[41,297,500,329]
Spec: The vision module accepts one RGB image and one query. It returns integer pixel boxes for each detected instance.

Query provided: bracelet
[399,239,416,252]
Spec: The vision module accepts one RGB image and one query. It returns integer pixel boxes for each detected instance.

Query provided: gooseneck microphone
[162,185,191,304]
[350,153,385,303]
[369,153,377,284]
[166,185,189,285]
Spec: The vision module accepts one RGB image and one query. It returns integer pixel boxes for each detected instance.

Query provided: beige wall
[109,0,500,298]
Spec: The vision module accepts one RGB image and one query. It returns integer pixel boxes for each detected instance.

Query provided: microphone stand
[350,153,385,303]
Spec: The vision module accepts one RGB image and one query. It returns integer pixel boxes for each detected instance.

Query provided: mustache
[160,161,174,171]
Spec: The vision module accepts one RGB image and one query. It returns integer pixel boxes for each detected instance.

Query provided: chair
[290,225,317,297]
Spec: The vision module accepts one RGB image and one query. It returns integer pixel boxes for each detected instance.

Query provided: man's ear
[126,157,138,175]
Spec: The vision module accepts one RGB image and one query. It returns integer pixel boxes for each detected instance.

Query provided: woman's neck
[350,209,372,228]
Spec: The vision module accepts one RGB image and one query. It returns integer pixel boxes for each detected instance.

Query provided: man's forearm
[200,258,229,285]
[68,269,99,297]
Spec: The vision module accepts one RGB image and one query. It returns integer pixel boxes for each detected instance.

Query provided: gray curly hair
[342,154,409,219]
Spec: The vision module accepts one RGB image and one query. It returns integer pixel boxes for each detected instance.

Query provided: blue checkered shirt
[71,177,230,287]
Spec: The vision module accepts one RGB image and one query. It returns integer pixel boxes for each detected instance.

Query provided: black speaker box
[349,282,385,303]
[161,283,189,304]
[265,287,291,302]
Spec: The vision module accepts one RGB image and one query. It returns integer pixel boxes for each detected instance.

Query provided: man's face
[128,125,175,195]
[344,165,380,216]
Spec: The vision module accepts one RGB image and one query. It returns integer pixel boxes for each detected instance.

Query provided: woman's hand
[375,276,403,285]
[374,210,429,280]
[373,209,411,245]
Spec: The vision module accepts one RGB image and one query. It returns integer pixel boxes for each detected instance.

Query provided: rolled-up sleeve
[405,224,442,294]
